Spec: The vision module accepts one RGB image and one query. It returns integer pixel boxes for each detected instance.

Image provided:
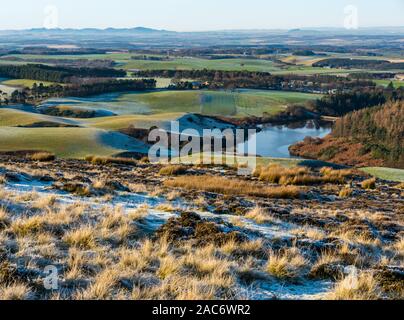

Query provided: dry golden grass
[14,191,39,202]
[0,155,401,300]
[65,248,86,280]
[393,237,404,255]
[320,167,353,178]
[183,246,233,280]
[166,190,181,201]
[157,255,181,279]
[30,152,56,162]
[85,155,137,166]
[128,183,147,193]
[326,272,381,300]
[92,179,107,189]
[164,175,301,199]
[245,207,278,224]
[10,216,45,237]
[63,227,96,249]
[266,247,308,279]
[127,204,149,221]
[256,164,309,184]
[291,226,326,241]
[361,178,377,190]
[228,216,246,228]
[118,247,149,273]
[0,283,32,300]
[339,187,353,198]
[77,268,119,300]
[395,182,404,190]
[159,165,188,176]
[220,238,263,257]
[33,194,57,209]
[0,207,10,229]
[332,230,381,248]
[255,165,350,186]
[155,203,177,212]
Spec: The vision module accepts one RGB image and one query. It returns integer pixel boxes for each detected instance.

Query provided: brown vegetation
[85,155,137,166]
[30,152,56,162]
[164,175,301,199]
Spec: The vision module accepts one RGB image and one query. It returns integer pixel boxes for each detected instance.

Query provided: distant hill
[25,27,173,34]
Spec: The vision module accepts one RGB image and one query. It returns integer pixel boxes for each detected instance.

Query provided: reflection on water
[238,121,331,158]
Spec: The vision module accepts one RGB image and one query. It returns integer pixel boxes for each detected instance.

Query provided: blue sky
[1,0,403,31]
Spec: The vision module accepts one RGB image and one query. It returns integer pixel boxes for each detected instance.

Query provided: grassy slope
[84,113,183,130]
[0,127,151,158]
[360,167,404,182]
[374,80,404,88]
[0,108,79,126]
[1,79,58,88]
[117,90,319,117]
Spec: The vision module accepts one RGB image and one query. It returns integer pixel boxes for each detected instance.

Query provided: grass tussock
[30,152,56,162]
[255,164,309,184]
[266,247,308,280]
[164,175,301,199]
[63,227,96,249]
[0,175,7,185]
[0,283,32,300]
[361,178,377,190]
[339,187,353,198]
[245,207,278,224]
[159,165,188,176]
[127,205,149,221]
[10,216,45,237]
[0,208,10,229]
[326,271,381,300]
[85,155,137,166]
[254,164,350,185]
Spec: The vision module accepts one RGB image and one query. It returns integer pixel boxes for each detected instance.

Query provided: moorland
[0,27,403,300]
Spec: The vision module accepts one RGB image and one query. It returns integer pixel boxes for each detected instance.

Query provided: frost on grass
[0,157,402,300]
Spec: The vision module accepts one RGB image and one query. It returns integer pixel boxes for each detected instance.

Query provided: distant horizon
[0,0,403,31]
[1,25,404,33]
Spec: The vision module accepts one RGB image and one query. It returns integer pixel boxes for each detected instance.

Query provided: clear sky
[1,0,403,31]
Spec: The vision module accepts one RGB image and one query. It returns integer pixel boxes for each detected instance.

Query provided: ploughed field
[0,155,403,300]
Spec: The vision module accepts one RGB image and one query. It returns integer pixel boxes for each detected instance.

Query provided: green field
[0,127,149,158]
[374,80,404,88]
[0,53,366,75]
[0,87,320,159]
[84,113,183,130]
[3,52,403,76]
[114,90,320,117]
[0,108,79,127]
[39,90,319,118]
[1,79,58,88]
[360,167,404,182]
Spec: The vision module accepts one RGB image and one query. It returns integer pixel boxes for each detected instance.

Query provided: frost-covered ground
[0,156,403,300]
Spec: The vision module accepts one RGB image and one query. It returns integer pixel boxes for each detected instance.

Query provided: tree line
[306,87,404,116]
[313,58,404,70]
[1,79,155,104]
[0,64,126,83]
[134,69,375,93]
[333,100,403,167]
